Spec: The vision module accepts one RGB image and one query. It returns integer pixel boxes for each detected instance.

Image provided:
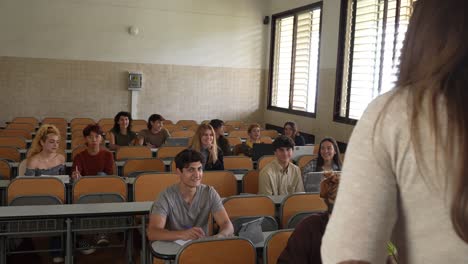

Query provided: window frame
[267,2,323,118]
[333,0,408,125]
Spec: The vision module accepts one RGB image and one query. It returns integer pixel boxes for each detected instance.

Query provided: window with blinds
[268,3,322,116]
[335,0,416,122]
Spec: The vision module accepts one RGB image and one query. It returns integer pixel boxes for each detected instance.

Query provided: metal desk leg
[0,237,6,264]
[127,226,133,264]
[141,216,147,264]
[66,218,73,264]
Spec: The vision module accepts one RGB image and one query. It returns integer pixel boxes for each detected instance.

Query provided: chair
[115,146,152,161]
[286,211,319,228]
[122,158,165,177]
[175,120,198,128]
[225,121,244,128]
[261,130,279,139]
[17,159,27,176]
[131,124,147,133]
[71,124,90,134]
[229,130,248,138]
[258,155,276,171]
[280,193,327,228]
[162,120,173,125]
[175,237,256,264]
[101,124,114,134]
[71,137,86,149]
[186,125,199,132]
[0,147,21,162]
[223,195,277,233]
[12,117,39,127]
[170,159,186,172]
[49,123,68,138]
[6,123,35,132]
[224,156,253,171]
[0,129,32,140]
[260,136,273,144]
[226,137,242,147]
[0,136,27,149]
[163,124,179,133]
[0,159,11,179]
[202,171,237,197]
[133,173,179,202]
[72,176,130,255]
[72,176,127,203]
[70,118,95,128]
[297,155,317,169]
[263,229,294,264]
[242,170,259,194]
[42,117,68,126]
[8,177,66,204]
[157,146,186,159]
[132,119,147,126]
[98,118,114,125]
[71,145,87,160]
[71,128,84,139]
[171,130,195,138]
[223,125,235,133]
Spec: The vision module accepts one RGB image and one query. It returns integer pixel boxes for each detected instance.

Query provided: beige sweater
[321,90,468,263]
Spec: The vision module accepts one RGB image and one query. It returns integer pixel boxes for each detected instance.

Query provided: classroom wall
[0,0,269,124]
[263,0,355,144]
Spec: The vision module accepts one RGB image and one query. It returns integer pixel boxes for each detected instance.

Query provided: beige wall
[0,56,264,124]
[264,0,355,143]
[0,0,269,124]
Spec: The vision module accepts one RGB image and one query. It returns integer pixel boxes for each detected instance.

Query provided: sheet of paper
[174,239,191,246]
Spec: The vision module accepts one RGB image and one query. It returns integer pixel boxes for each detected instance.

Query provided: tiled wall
[0,56,264,125]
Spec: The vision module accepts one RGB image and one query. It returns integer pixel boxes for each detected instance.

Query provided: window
[268,3,322,117]
[334,0,416,123]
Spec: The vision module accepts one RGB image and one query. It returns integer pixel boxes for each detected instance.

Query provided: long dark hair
[382,0,468,242]
[315,137,342,172]
[112,111,133,134]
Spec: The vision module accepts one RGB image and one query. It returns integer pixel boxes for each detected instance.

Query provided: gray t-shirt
[151,184,224,234]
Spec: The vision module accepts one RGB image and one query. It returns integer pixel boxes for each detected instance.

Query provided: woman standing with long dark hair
[322,0,468,263]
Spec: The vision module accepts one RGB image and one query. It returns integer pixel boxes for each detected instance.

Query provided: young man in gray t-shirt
[147,149,234,241]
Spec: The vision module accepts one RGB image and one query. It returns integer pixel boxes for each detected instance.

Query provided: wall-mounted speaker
[263,16,270,25]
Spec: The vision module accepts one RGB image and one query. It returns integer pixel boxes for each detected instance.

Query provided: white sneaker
[96,234,110,247]
[52,257,64,263]
[78,240,96,255]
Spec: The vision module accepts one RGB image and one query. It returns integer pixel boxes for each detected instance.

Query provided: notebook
[163,137,190,147]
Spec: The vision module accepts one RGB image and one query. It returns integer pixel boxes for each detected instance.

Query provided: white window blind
[270,4,322,115]
[338,0,416,120]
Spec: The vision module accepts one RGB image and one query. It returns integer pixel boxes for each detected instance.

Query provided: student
[190,124,224,171]
[303,137,342,173]
[322,1,468,263]
[72,124,114,178]
[283,121,305,146]
[138,114,171,148]
[258,135,304,195]
[24,124,66,263]
[108,111,137,150]
[278,172,340,264]
[209,119,231,156]
[147,149,234,241]
[25,124,66,176]
[233,123,261,157]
